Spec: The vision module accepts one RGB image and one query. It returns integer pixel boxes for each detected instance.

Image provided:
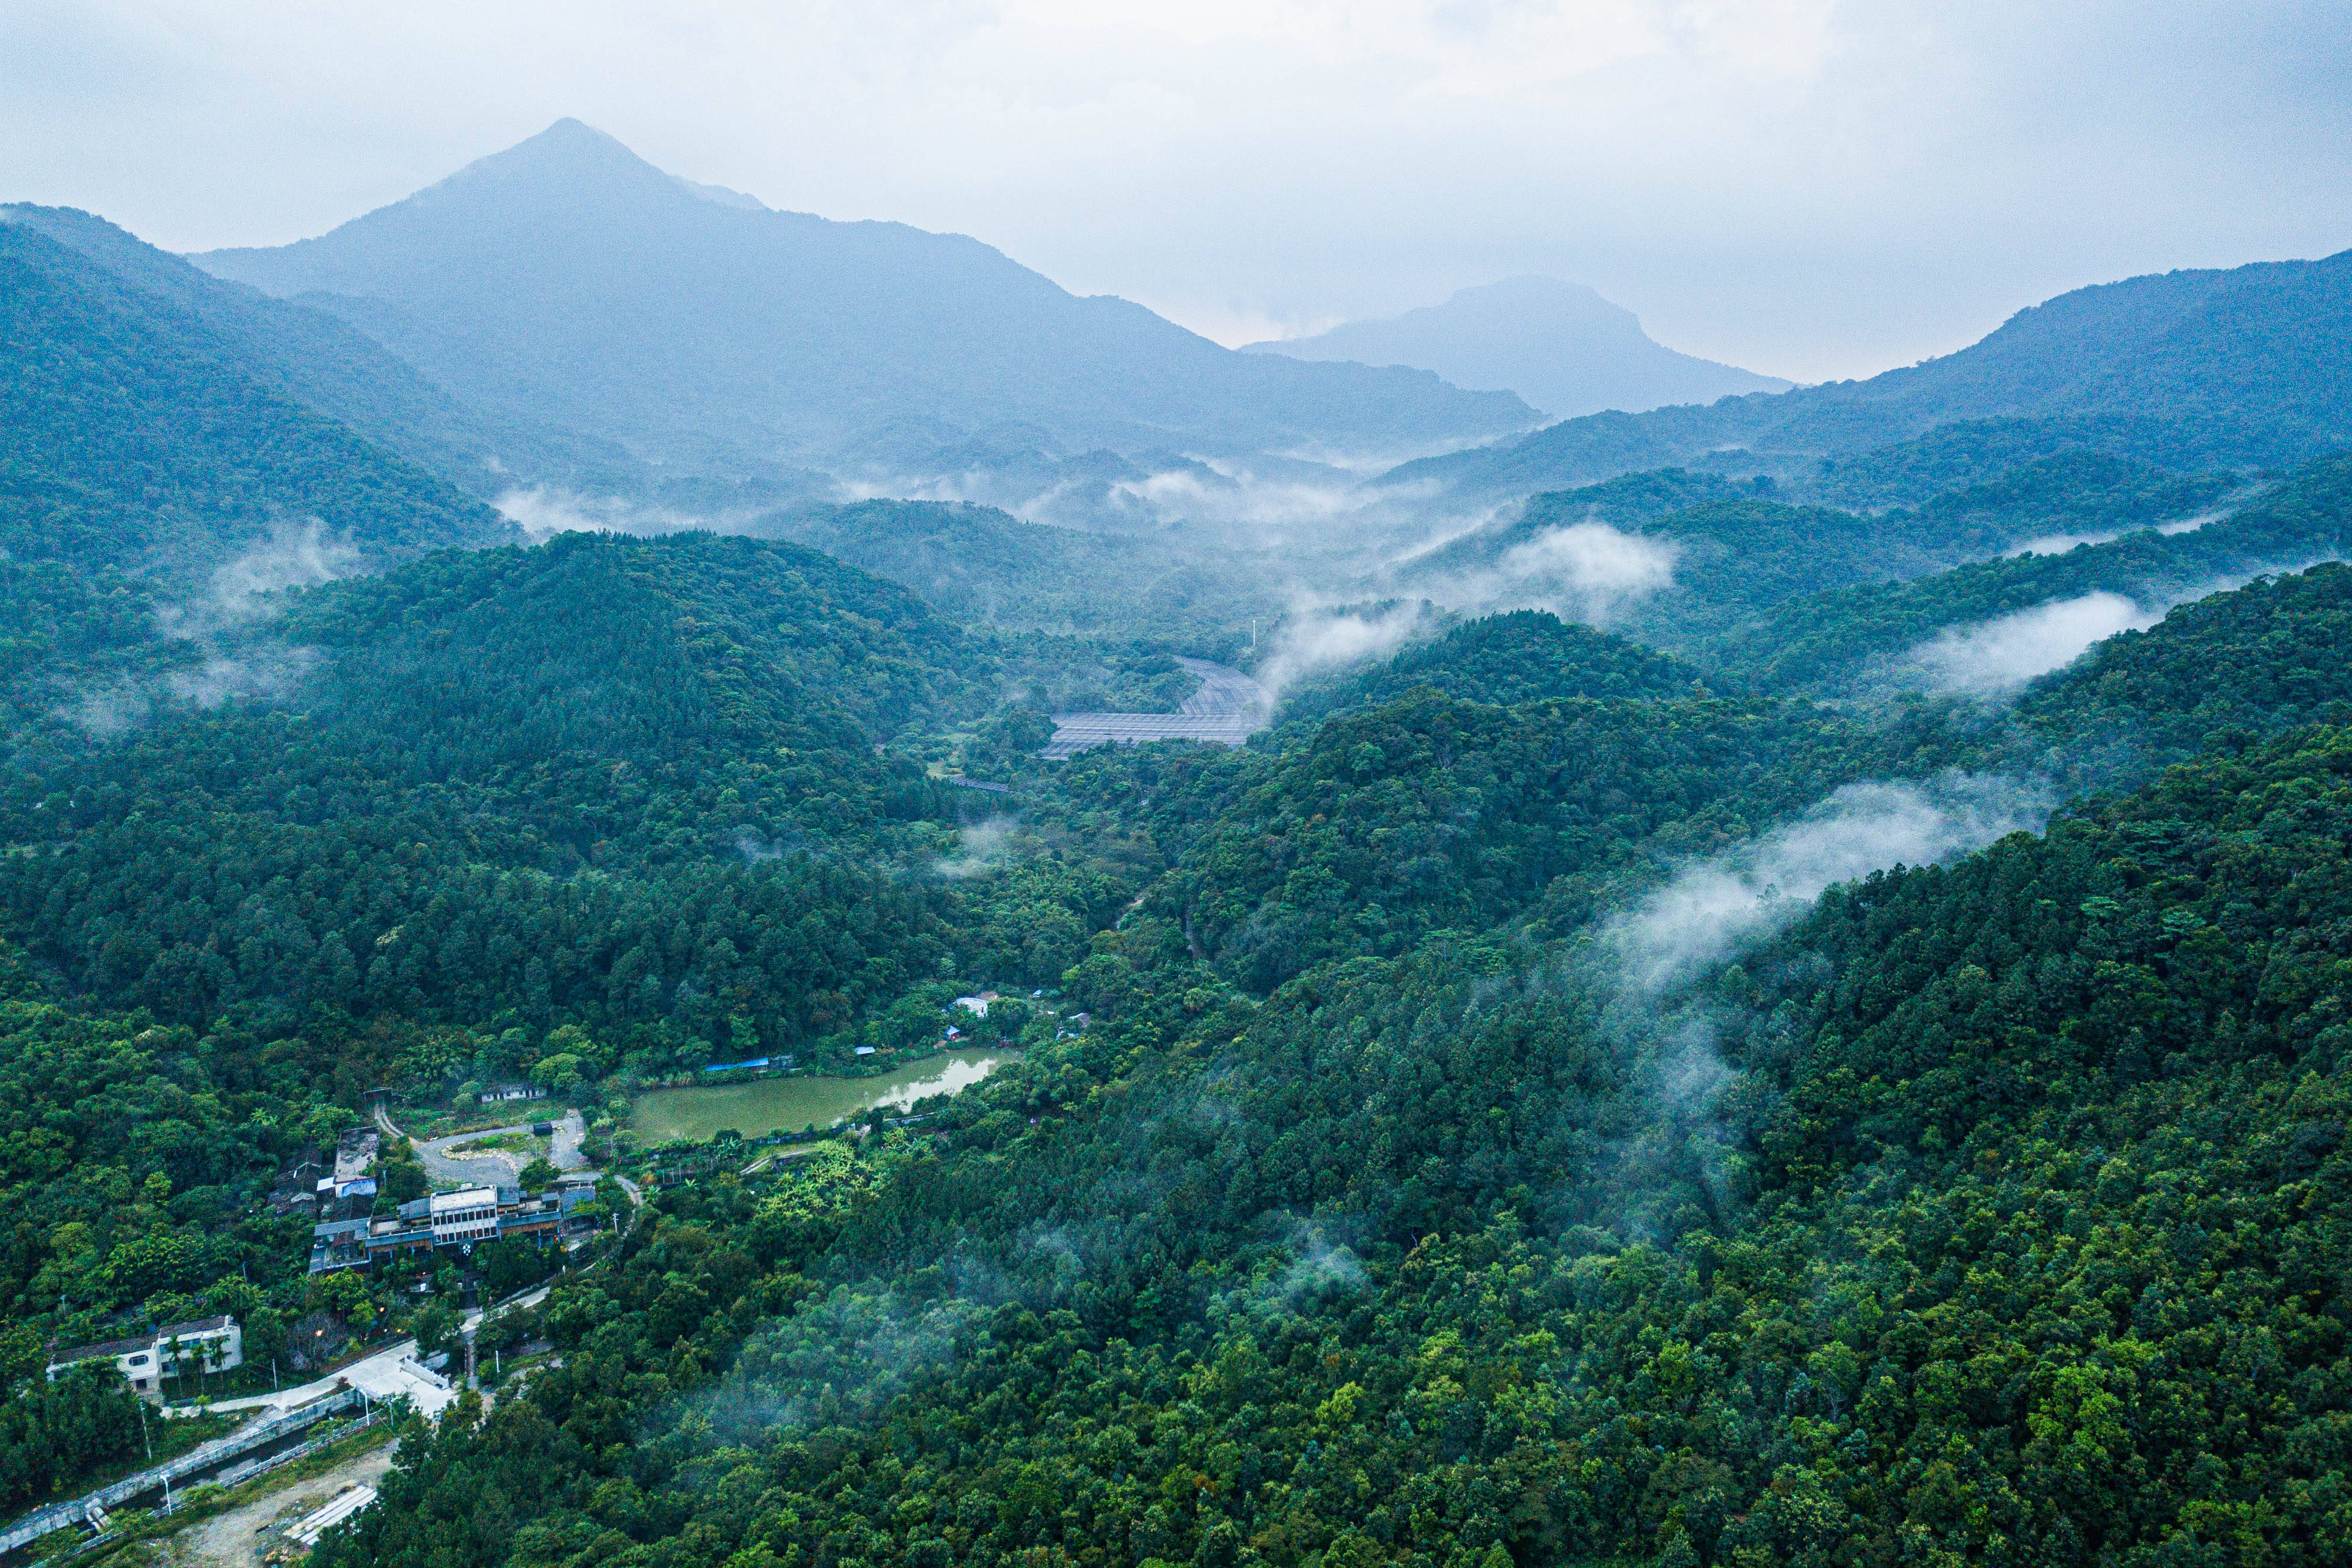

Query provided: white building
[46,1315,243,1396]
[154,1316,244,1380]
[428,1186,502,1247]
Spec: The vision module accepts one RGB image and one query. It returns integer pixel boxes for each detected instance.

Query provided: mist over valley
[3,24,2351,1568]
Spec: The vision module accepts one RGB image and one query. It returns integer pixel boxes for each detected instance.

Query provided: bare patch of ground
[144,1441,397,1568]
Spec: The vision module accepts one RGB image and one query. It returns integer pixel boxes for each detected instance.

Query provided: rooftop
[50,1334,155,1365]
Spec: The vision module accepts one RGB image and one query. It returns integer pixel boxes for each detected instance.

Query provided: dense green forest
[312,708,2352,1568]
[0,222,514,581]
[1,203,649,503]
[1276,612,1707,725]
[1400,448,2248,664]
[0,532,1132,1062]
[6,176,2352,1568]
[1696,453,2350,695]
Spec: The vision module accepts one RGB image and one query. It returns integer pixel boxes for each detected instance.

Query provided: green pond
[629,1049,1015,1144]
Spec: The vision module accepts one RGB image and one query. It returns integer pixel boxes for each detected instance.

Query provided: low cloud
[1211,1219,1371,1326]
[932,814,1020,879]
[1911,591,2159,695]
[1272,1226,1368,1305]
[1489,521,1679,620]
[156,520,362,639]
[2003,509,2229,560]
[1606,771,2052,992]
[55,682,154,739]
[1255,601,1434,696]
[60,522,349,735]
[164,647,324,708]
[1111,464,1359,540]
[1398,519,1680,625]
[495,487,723,541]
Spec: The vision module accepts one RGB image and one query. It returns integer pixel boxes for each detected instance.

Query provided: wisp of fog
[1607,770,2054,993]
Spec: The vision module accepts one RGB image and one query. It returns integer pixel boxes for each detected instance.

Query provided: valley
[1,99,2348,1568]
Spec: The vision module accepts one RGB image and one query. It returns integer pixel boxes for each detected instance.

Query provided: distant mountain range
[1382,250,2352,499]
[190,120,1535,482]
[1243,276,1789,418]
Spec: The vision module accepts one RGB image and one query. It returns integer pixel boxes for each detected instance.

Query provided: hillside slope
[0,220,516,582]
[193,120,1533,473]
[312,672,2352,1568]
[0,532,985,1045]
[2,204,637,499]
[1384,249,2352,499]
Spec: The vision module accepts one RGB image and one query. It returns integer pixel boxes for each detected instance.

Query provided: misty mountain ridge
[0,216,514,585]
[1243,275,1790,418]
[190,120,1535,484]
[1386,246,2352,500]
[2,201,649,503]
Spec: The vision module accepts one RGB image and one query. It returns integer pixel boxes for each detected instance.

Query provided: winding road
[395,1109,588,1189]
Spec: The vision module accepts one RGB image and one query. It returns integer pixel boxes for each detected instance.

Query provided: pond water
[628,1049,1014,1144]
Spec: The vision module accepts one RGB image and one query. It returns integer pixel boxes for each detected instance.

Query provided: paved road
[463,1282,553,1338]
[412,1111,586,1189]
[1041,656,1271,759]
[161,1338,457,1420]
[179,1277,564,1424]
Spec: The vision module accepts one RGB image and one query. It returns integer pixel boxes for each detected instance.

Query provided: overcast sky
[8,1,2348,381]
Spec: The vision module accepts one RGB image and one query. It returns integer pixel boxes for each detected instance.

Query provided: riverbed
[628,1049,1014,1143]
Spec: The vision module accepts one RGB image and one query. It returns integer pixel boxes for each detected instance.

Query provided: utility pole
[137,1399,152,1463]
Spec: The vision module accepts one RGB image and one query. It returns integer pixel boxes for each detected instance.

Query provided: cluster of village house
[262,1124,601,1274]
[306,1180,601,1273]
[44,1120,598,1395]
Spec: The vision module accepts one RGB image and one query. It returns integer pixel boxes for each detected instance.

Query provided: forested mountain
[314,629,2352,1568]
[0,534,981,1044]
[191,121,1533,476]
[763,498,1286,648]
[10,123,2352,1568]
[1382,248,2352,500]
[1243,276,1789,418]
[1390,450,2313,676]
[1276,610,1708,724]
[1691,452,2350,695]
[0,220,515,581]
[1,204,635,499]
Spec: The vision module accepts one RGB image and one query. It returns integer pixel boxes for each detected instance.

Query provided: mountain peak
[413,117,679,209]
[1245,276,1788,418]
[189,126,1530,472]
